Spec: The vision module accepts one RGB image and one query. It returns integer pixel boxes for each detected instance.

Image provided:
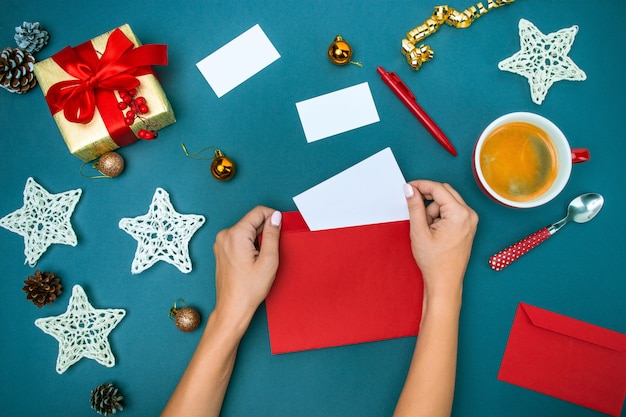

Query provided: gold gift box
[34,24,175,162]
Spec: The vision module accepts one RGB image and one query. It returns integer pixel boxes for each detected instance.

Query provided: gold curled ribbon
[402,0,515,71]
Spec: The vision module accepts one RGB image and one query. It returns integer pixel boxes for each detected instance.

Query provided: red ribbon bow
[41,29,167,150]
[47,28,168,124]
[45,28,168,148]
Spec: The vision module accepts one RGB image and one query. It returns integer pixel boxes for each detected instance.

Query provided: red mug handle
[571,148,590,164]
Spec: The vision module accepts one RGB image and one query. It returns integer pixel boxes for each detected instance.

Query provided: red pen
[377,66,457,156]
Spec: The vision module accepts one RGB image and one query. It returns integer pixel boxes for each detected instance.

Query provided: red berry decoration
[138,129,157,140]
[117,89,160,140]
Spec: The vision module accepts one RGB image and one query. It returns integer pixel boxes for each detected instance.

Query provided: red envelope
[264,211,423,354]
[498,303,626,416]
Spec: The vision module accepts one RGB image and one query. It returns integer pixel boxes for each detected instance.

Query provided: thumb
[257,211,282,270]
[404,183,430,240]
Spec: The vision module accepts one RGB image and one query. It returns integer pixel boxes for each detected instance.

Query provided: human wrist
[422,274,464,314]
[423,291,462,314]
[207,308,253,342]
[420,291,462,333]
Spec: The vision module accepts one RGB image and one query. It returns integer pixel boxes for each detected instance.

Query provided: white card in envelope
[293,148,409,231]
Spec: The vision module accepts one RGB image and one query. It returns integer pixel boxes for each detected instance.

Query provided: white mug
[472,112,590,208]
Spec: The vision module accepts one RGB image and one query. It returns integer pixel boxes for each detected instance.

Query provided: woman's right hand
[403,180,478,301]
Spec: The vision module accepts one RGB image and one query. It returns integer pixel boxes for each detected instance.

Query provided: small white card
[295,82,380,143]
[293,147,409,231]
[196,24,281,98]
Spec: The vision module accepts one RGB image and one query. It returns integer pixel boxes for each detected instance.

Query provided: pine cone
[14,22,49,53]
[0,47,37,94]
[90,383,124,416]
[22,270,62,308]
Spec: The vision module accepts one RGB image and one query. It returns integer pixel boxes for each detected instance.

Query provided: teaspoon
[489,193,604,271]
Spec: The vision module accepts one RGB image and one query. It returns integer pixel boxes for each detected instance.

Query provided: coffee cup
[472,112,590,208]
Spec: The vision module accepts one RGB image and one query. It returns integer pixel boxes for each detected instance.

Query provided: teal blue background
[1,1,624,416]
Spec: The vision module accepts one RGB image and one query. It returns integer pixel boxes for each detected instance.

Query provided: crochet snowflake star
[498,19,586,105]
[34,285,126,374]
[118,188,205,274]
[0,177,82,266]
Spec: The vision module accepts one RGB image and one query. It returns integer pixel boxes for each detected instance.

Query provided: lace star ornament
[34,285,126,374]
[0,177,82,266]
[498,19,586,105]
[119,188,205,274]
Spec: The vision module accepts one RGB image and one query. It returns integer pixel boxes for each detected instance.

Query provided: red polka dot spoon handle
[489,228,552,271]
[489,193,604,271]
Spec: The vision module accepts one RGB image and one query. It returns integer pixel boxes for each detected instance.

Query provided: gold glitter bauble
[210,149,236,181]
[328,35,353,65]
[95,152,125,177]
[171,306,201,332]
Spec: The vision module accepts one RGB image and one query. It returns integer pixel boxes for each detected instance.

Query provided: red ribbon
[45,28,168,146]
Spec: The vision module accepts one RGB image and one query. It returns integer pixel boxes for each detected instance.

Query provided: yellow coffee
[480,122,558,202]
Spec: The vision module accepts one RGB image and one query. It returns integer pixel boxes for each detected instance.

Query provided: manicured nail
[270,211,282,227]
[403,183,414,199]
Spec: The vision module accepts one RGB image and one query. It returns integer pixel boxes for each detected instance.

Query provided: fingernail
[403,183,414,199]
[270,211,282,227]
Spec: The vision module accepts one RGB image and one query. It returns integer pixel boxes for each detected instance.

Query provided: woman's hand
[393,181,478,417]
[161,207,282,417]
[212,206,282,331]
[403,180,478,301]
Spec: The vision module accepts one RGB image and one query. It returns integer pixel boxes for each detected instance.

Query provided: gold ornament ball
[328,35,353,65]
[95,152,125,177]
[171,307,201,332]
[210,149,236,181]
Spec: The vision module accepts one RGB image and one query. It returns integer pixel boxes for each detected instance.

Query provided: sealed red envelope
[264,211,423,354]
[498,303,626,416]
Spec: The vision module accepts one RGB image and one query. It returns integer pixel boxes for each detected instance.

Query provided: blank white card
[293,147,409,231]
[295,82,380,143]
[196,24,281,98]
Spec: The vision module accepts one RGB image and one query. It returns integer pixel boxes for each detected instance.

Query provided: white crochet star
[118,188,205,274]
[0,177,82,266]
[498,18,586,104]
[34,285,126,374]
